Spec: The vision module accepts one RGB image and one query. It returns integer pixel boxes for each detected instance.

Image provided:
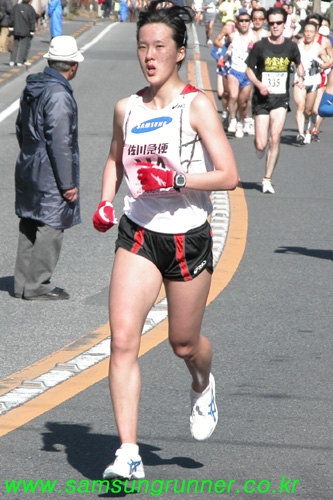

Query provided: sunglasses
[253,17,265,20]
[268,20,284,26]
[239,19,251,22]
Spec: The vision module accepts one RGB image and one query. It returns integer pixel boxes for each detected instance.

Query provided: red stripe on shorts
[175,234,191,281]
[131,227,144,254]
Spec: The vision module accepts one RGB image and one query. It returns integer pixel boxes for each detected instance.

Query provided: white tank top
[122,84,214,233]
[231,29,254,73]
[298,41,322,87]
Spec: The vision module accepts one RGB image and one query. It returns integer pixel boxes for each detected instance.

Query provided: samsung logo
[132,117,172,134]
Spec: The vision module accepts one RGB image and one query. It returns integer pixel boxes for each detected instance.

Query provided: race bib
[262,72,288,94]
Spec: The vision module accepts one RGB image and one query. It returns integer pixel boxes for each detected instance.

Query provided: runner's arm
[185,92,239,192]
[99,99,126,203]
[318,46,332,71]
[245,66,270,95]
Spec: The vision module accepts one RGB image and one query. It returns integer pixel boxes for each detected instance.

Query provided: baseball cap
[43,36,84,63]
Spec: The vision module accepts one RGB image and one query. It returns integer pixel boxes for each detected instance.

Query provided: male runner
[245,7,304,194]
[227,11,259,138]
[293,21,331,144]
[251,7,268,39]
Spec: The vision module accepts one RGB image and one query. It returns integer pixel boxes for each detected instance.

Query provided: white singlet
[122,84,214,234]
[230,29,255,73]
[298,40,322,87]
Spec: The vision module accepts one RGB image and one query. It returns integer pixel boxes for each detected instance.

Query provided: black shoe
[24,287,70,301]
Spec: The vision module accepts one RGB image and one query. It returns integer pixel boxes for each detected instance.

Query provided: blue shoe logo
[128,459,141,474]
[208,388,217,422]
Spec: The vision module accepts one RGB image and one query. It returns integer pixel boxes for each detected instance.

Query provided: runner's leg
[109,248,163,444]
[238,84,252,123]
[254,113,269,152]
[165,270,212,393]
[293,85,306,136]
[265,107,287,179]
[227,73,240,121]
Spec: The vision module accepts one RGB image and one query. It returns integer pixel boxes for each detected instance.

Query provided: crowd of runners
[209,4,333,193]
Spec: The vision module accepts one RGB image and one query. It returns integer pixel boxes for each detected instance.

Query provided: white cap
[318,25,330,37]
[43,36,84,63]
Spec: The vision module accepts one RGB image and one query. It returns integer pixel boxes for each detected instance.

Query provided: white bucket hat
[43,36,84,63]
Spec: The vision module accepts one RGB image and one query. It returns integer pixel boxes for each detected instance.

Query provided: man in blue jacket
[14,35,84,300]
[48,0,63,38]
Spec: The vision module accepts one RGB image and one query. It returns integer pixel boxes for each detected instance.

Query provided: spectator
[0,0,13,53]
[97,0,104,18]
[128,0,137,22]
[48,0,63,38]
[9,0,35,67]
[119,0,128,20]
[14,36,84,300]
[202,0,218,45]
[103,0,111,17]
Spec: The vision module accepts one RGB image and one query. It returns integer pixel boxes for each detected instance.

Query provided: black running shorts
[252,94,291,115]
[115,215,213,282]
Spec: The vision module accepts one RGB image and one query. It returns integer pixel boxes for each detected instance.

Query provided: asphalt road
[0,17,332,499]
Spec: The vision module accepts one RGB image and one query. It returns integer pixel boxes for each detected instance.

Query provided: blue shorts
[318,92,333,117]
[115,215,213,282]
[228,68,251,89]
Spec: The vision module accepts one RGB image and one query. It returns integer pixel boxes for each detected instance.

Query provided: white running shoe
[103,445,145,480]
[235,122,244,138]
[24,61,32,66]
[304,133,311,144]
[243,118,253,135]
[262,178,275,194]
[190,373,218,441]
[248,118,255,135]
[207,39,213,46]
[9,61,15,67]
[228,118,237,133]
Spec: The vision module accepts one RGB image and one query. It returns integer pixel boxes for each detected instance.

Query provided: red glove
[92,201,118,232]
[137,165,174,192]
[217,56,224,68]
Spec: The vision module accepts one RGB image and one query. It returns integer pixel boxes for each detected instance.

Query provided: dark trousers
[14,218,64,298]
[10,35,30,64]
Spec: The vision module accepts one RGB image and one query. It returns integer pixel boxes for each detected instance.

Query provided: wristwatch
[174,172,186,191]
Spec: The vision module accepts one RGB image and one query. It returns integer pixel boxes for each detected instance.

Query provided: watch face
[175,174,186,187]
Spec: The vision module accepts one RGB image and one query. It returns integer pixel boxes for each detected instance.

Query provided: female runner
[93,0,239,480]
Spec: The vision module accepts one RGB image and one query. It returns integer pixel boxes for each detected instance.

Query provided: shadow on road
[0,275,15,296]
[275,246,333,261]
[40,422,204,495]
[238,181,262,192]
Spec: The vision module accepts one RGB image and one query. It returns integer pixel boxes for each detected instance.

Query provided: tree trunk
[312,0,322,14]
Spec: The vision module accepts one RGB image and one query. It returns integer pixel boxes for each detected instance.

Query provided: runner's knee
[169,338,196,360]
